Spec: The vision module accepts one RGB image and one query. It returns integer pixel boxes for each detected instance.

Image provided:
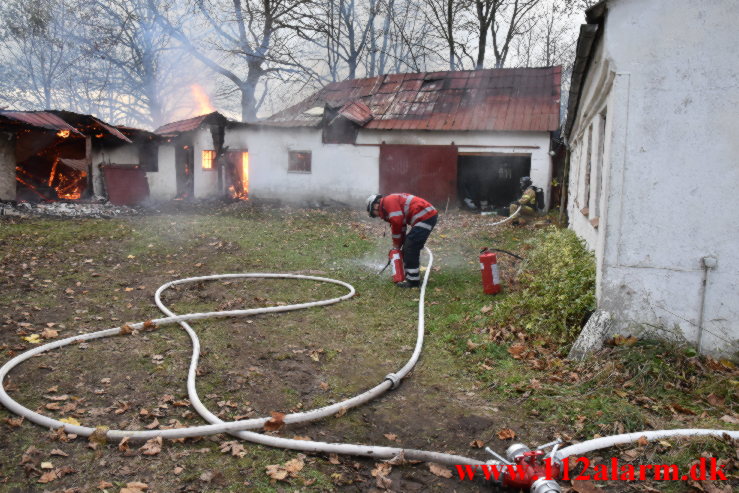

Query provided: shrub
[490,227,596,345]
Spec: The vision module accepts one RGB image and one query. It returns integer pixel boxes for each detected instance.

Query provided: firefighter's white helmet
[366,194,381,217]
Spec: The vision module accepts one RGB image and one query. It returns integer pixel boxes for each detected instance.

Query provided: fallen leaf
[328,453,341,464]
[319,381,329,391]
[219,440,247,458]
[611,335,638,346]
[5,416,24,427]
[466,339,480,350]
[637,436,649,446]
[371,462,392,477]
[40,461,53,469]
[118,437,130,452]
[97,480,114,490]
[50,449,68,457]
[507,343,526,359]
[139,436,162,456]
[719,415,739,424]
[284,457,304,474]
[571,479,601,493]
[428,462,453,478]
[265,464,289,481]
[383,433,398,441]
[480,305,492,313]
[37,466,75,484]
[335,407,347,418]
[41,328,59,339]
[23,334,42,344]
[145,418,160,430]
[264,411,285,431]
[470,439,485,448]
[706,393,725,407]
[496,428,516,440]
[173,466,184,475]
[59,417,80,426]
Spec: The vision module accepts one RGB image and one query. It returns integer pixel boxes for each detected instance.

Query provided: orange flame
[191,84,215,115]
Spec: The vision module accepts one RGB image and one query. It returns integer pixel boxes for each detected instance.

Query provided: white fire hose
[484,205,521,227]
[1,247,737,489]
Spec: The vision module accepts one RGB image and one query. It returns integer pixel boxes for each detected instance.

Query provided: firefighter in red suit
[366,193,438,288]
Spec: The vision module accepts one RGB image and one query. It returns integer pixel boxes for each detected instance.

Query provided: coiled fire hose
[0,248,481,466]
[1,247,737,489]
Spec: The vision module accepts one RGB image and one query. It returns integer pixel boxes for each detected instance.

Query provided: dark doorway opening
[175,143,194,198]
[457,154,531,209]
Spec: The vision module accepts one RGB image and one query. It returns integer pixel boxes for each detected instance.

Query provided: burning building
[0,110,157,206]
[152,111,248,200]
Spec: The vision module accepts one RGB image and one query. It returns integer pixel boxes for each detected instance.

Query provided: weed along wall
[566,0,739,355]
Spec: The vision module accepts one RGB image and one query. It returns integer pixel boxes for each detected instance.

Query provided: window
[288,150,311,173]
[201,150,216,170]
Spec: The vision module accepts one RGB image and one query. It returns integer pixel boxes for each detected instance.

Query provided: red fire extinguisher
[389,248,405,283]
[480,248,501,294]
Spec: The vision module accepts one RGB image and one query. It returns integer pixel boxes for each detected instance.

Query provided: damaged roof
[0,110,132,143]
[263,67,561,132]
[154,111,228,137]
[0,111,83,136]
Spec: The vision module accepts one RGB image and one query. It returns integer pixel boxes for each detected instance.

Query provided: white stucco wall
[147,144,177,200]
[225,126,380,206]
[225,126,552,208]
[191,127,221,199]
[0,132,15,201]
[91,144,140,197]
[568,0,739,354]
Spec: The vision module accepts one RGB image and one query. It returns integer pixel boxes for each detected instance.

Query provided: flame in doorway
[190,84,215,115]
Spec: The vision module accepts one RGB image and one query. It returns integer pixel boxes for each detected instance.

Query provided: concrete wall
[91,144,140,198]
[225,126,552,208]
[0,132,15,201]
[568,0,739,354]
[225,126,380,207]
[147,144,177,200]
[191,127,220,199]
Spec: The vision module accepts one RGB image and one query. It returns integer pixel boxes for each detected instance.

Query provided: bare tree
[421,0,470,70]
[0,0,82,109]
[489,0,543,68]
[153,0,313,122]
[76,0,192,127]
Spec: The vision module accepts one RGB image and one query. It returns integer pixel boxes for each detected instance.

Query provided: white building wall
[0,132,15,201]
[147,144,177,200]
[91,144,140,197]
[569,0,739,354]
[225,126,552,208]
[225,126,380,206]
[192,127,220,199]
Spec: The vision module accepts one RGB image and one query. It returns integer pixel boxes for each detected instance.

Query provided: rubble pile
[0,200,140,218]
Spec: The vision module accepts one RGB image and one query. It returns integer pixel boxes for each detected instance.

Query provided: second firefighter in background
[366,193,438,288]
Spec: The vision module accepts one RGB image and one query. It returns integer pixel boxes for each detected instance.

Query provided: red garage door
[379,144,457,206]
[101,166,150,206]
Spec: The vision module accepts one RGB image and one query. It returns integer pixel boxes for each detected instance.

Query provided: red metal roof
[0,111,82,135]
[264,67,561,132]
[154,112,226,136]
[338,101,373,125]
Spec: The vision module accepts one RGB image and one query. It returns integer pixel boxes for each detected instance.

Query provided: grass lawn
[0,202,736,492]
